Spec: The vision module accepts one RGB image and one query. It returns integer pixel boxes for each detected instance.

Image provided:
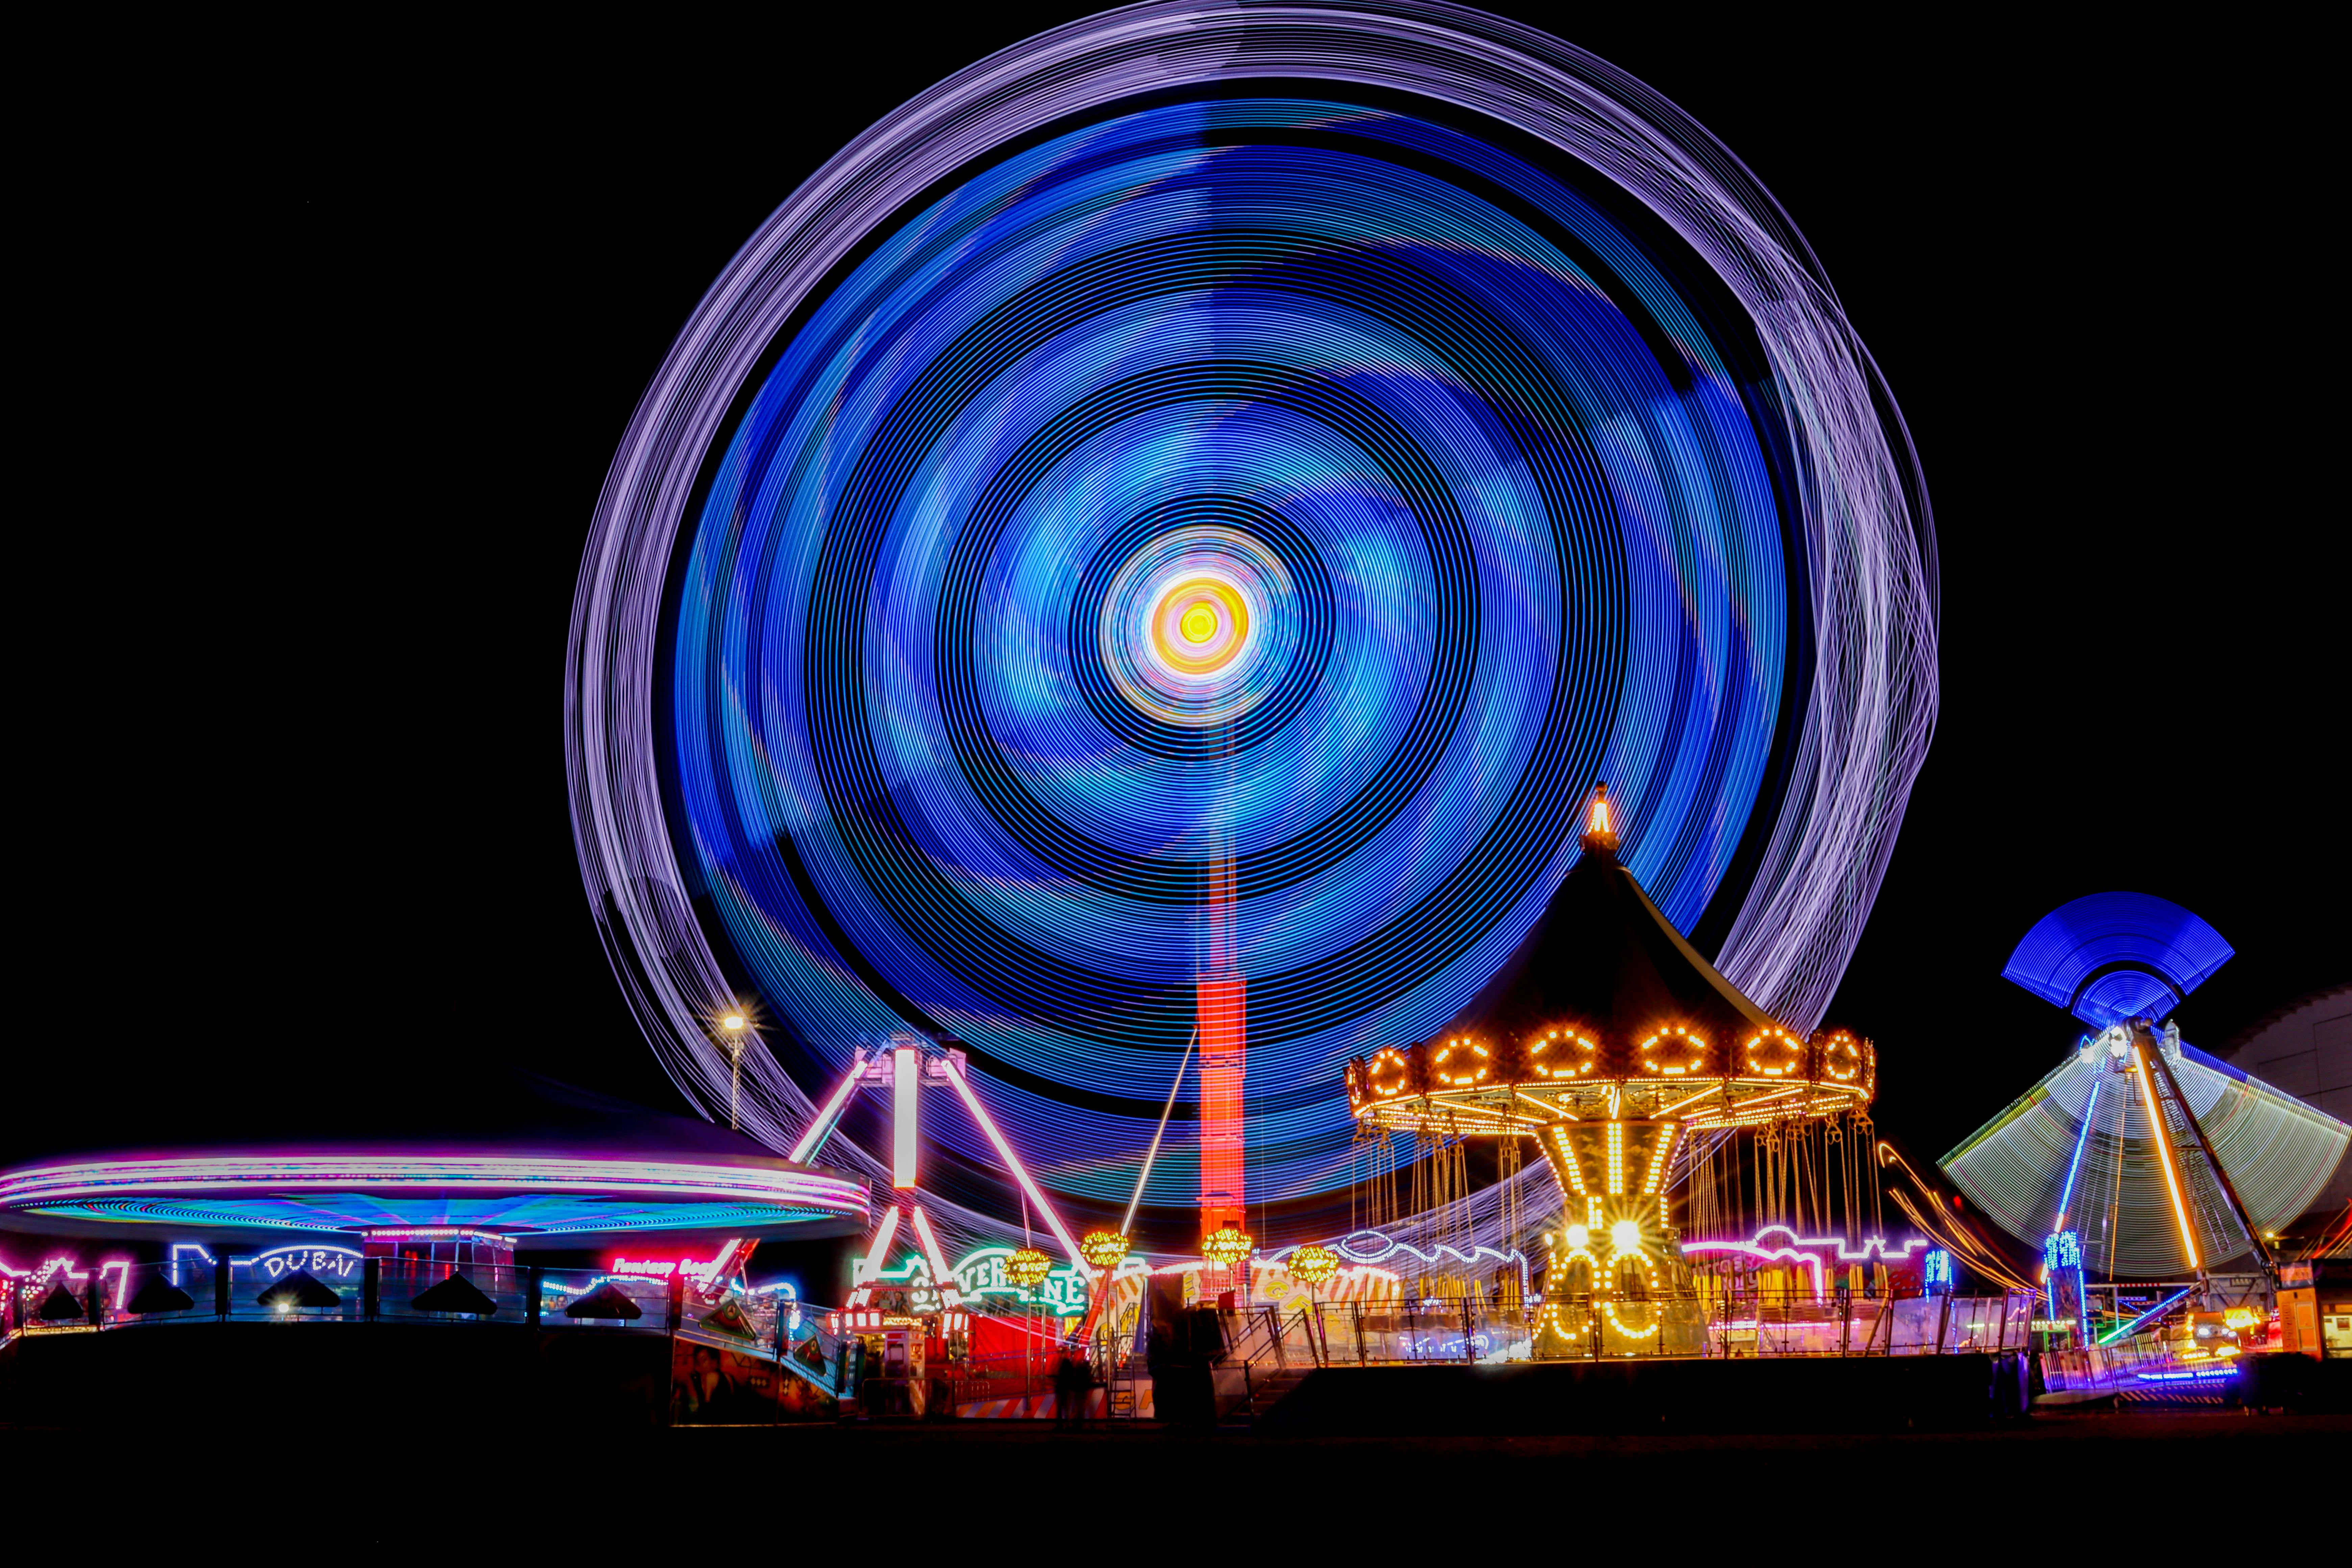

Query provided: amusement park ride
[1346,788,1892,1356]
[785,827,2344,1397]
[1943,893,2349,1365]
[795,1035,1134,1411]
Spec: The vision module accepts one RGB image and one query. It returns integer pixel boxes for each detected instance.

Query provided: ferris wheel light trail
[566,2,1937,1234]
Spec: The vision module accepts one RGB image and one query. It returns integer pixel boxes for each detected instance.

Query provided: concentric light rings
[567,3,1937,1243]
[1102,524,1292,726]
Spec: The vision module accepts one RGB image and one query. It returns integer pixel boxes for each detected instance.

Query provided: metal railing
[1218,1290,2041,1368]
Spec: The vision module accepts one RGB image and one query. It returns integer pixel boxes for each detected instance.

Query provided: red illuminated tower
[1199,851,1245,1245]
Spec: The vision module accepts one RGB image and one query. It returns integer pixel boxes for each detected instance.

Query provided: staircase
[1221,1364,1313,1428]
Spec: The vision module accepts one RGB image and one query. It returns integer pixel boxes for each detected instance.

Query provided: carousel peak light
[1578,783,1619,855]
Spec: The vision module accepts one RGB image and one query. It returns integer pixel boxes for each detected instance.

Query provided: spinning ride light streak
[1944,896,2349,1278]
[567,2,1938,1235]
[0,1153,868,1237]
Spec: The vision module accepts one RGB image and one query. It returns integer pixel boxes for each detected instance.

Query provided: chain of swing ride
[1352,1108,1887,1299]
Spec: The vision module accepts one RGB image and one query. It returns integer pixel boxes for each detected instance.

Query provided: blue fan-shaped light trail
[671,100,1787,1207]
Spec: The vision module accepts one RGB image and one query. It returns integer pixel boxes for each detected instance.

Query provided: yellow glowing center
[1150,577,1249,675]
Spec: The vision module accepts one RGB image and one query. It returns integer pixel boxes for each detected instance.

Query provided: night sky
[17,9,2339,1178]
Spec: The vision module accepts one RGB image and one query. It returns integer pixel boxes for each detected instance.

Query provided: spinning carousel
[1346,788,1879,1355]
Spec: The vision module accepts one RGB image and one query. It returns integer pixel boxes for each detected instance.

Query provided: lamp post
[1004,1245,1053,1404]
[1078,1230,1129,1370]
[1288,1243,1340,1363]
[719,1011,749,1130]
[1202,1220,1253,1310]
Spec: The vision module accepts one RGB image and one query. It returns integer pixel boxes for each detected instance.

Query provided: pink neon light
[608,1241,739,1284]
[0,1154,867,1213]
[1679,1225,1930,1298]
[892,1047,920,1189]
[907,1205,963,1308]
[787,1051,867,1163]
[851,1206,904,1288]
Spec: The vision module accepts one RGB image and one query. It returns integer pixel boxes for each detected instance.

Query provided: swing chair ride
[1345,788,1890,1355]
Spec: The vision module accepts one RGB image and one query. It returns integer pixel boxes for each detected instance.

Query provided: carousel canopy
[1452,796,1779,1060]
[1347,790,1872,1133]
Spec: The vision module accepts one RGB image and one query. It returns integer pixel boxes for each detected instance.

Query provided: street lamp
[1288,1244,1339,1287]
[1202,1223,1253,1267]
[1005,1244,1055,1400]
[1078,1230,1129,1366]
[719,1011,749,1130]
[1203,1221,1253,1307]
[1288,1244,1341,1363]
[1079,1231,1129,1271]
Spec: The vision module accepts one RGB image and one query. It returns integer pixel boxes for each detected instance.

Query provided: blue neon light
[2002,894,2233,1028]
[2099,1285,2192,1346]
[2055,1080,2098,1228]
[2135,1366,2237,1382]
[672,97,1799,1204]
[1922,1250,1954,1292]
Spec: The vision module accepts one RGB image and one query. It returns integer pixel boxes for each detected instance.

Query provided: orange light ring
[1817,1030,1865,1083]
[1528,1029,1599,1079]
[1742,1028,1806,1078]
[1432,1036,1491,1087]
[1365,1047,1411,1099]
[1637,1027,1709,1077]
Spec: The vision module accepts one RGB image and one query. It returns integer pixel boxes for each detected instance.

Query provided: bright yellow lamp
[1079,1231,1129,1271]
[1287,1244,1340,1287]
[1202,1224,1253,1267]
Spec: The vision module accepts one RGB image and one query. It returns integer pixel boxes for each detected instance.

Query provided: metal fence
[1224,1290,2039,1369]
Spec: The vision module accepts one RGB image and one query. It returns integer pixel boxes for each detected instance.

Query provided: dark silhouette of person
[1052,1346,1093,1429]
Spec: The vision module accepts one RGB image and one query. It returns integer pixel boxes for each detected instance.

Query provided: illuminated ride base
[1345,793,1875,1358]
[0,1111,870,1363]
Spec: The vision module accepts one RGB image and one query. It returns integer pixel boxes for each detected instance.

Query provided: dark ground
[4,1413,2345,1542]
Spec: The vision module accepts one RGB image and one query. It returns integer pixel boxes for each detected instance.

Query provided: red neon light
[1199,841,1246,1240]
